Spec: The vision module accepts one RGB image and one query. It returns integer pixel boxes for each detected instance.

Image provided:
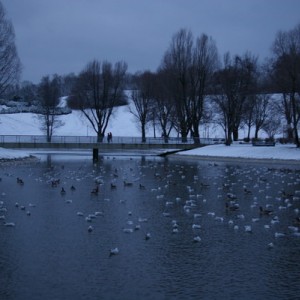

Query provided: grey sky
[2,0,300,83]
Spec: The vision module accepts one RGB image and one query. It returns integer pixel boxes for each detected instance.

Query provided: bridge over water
[0,135,222,159]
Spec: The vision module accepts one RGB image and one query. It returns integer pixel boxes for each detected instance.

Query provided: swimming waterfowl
[91,186,99,195]
[193,236,201,242]
[225,202,239,211]
[109,247,119,256]
[51,179,60,187]
[139,183,146,189]
[259,206,273,215]
[4,222,15,227]
[192,224,201,229]
[17,177,24,185]
[293,217,300,226]
[244,188,252,195]
[244,225,252,233]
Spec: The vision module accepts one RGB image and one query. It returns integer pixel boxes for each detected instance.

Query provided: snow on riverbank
[0,148,33,160]
[178,143,300,161]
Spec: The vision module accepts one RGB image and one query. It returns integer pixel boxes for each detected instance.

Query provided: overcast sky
[2,0,300,83]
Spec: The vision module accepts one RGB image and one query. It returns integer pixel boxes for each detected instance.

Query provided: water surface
[0,153,300,299]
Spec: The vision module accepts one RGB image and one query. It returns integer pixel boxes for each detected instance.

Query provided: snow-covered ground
[0,99,299,162]
[178,143,300,161]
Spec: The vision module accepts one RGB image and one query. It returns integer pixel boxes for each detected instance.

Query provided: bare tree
[159,29,219,144]
[271,24,300,146]
[72,60,127,142]
[160,28,193,142]
[189,34,219,144]
[37,75,63,142]
[129,71,155,142]
[252,94,271,139]
[0,2,21,97]
[153,70,175,142]
[262,102,282,140]
[213,52,258,145]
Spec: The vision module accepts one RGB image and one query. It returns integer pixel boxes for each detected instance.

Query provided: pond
[0,152,300,300]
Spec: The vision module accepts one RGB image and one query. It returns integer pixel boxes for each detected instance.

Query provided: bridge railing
[0,135,224,145]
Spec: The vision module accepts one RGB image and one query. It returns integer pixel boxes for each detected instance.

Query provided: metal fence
[0,135,223,145]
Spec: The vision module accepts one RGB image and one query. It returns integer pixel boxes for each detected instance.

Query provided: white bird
[244,225,252,233]
[275,232,285,238]
[4,222,15,227]
[192,224,201,229]
[109,247,119,256]
[193,236,201,242]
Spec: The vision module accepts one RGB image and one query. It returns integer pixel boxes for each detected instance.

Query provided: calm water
[0,153,300,300]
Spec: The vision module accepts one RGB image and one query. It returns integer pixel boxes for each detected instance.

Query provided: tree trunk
[225,129,232,146]
[97,133,104,143]
[233,127,239,141]
[192,126,201,145]
[291,93,300,147]
[254,127,259,139]
[141,124,146,143]
[286,123,294,141]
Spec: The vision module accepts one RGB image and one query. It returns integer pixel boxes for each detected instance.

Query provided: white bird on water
[193,236,201,243]
[110,247,119,256]
[4,222,15,227]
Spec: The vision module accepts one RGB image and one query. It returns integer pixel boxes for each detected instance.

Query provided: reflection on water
[0,153,300,300]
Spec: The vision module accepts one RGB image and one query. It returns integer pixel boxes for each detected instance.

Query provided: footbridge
[0,135,222,159]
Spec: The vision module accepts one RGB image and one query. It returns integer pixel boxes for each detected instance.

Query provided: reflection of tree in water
[46,154,52,168]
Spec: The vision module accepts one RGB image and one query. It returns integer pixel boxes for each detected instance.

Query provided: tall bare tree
[129,71,155,142]
[271,24,300,147]
[213,52,258,145]
[189,34,219,144]
[153,70,175,142]
[72,60,127,142]
[0,2,21,97]
[160,28,193,142]
[38,75,63,142]
[253,94,271,139]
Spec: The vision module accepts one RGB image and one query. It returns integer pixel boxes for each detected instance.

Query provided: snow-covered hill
[0,104,143,137]
[0,94,282,139]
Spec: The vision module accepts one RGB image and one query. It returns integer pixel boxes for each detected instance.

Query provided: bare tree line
[0,0,299,146]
